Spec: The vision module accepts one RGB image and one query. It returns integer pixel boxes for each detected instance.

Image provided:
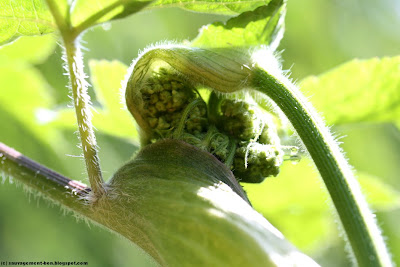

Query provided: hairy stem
[63,37,105,198]
[45,0,105,198]
[252,67,392,267]
[0,143,90,214]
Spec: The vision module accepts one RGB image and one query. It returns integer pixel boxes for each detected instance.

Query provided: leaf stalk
[45,0,105,198]
[63,37,106,198]
[252,67,392,267]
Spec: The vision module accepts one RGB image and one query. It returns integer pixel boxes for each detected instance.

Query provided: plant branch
[252,67,392,267]
[63,37,106,198]
[45,0,105,198]
[0,142,90,214]
[73,2,122,36]
[44,0,69,33]
[73,1,154,37]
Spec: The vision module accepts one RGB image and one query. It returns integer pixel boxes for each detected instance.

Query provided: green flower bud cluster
[207,130,231,161]
[214,99,283,183]
[132,68,284,184]
[219,99,263,141]
[233,143,281,183]
[140,68,207,138]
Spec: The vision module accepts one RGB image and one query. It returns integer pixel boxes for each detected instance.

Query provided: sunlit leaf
[89,59,138,140]
[300,56,400,128]
[71,0,153,29]
[0,58,67,172]
[150,0,271,15]
[71,0,276,31]
[0,59,53,129]
[244,159,335,251]
[337,123,400,191]
[191,0,285,49]
[0,0,56,45]
[0,35,56,64]
[359,172,400,211]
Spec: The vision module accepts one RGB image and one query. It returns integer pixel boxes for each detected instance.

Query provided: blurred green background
[1,0,400,266]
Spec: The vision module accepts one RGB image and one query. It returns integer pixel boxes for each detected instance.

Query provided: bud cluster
[132,68,284,183]
[140,68,207,138]
[215,99,283,183]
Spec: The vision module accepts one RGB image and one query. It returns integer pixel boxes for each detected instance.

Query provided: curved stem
[173,98,205,139]
[252,67,392,267]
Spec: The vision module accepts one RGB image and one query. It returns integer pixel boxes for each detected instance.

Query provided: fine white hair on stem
[252,46,393,265]
[251,46,284,79]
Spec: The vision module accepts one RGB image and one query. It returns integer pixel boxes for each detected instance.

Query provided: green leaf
[71,0,154,30]
[358,172,400,211]
[89,59,139,139]
[0,35,56,64]
[191,0,285,48]
[336,123,400,192]
[51,60,138,140]
[300,56,400,128]
[0,0,56,45]
[150,0,271,15]
[0,58,68,172]
[0,59,53,129]
[71,0,278,32]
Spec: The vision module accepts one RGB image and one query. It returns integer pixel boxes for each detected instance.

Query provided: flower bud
[123,44,285,184]
[124,45,256,139]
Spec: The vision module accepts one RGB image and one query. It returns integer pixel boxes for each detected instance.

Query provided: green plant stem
[73,2,122,36]
[63,37,105,198]
[45,0,105,198]
[0,142,90,214]
[252,67,392,267]
[44,0,69,33]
